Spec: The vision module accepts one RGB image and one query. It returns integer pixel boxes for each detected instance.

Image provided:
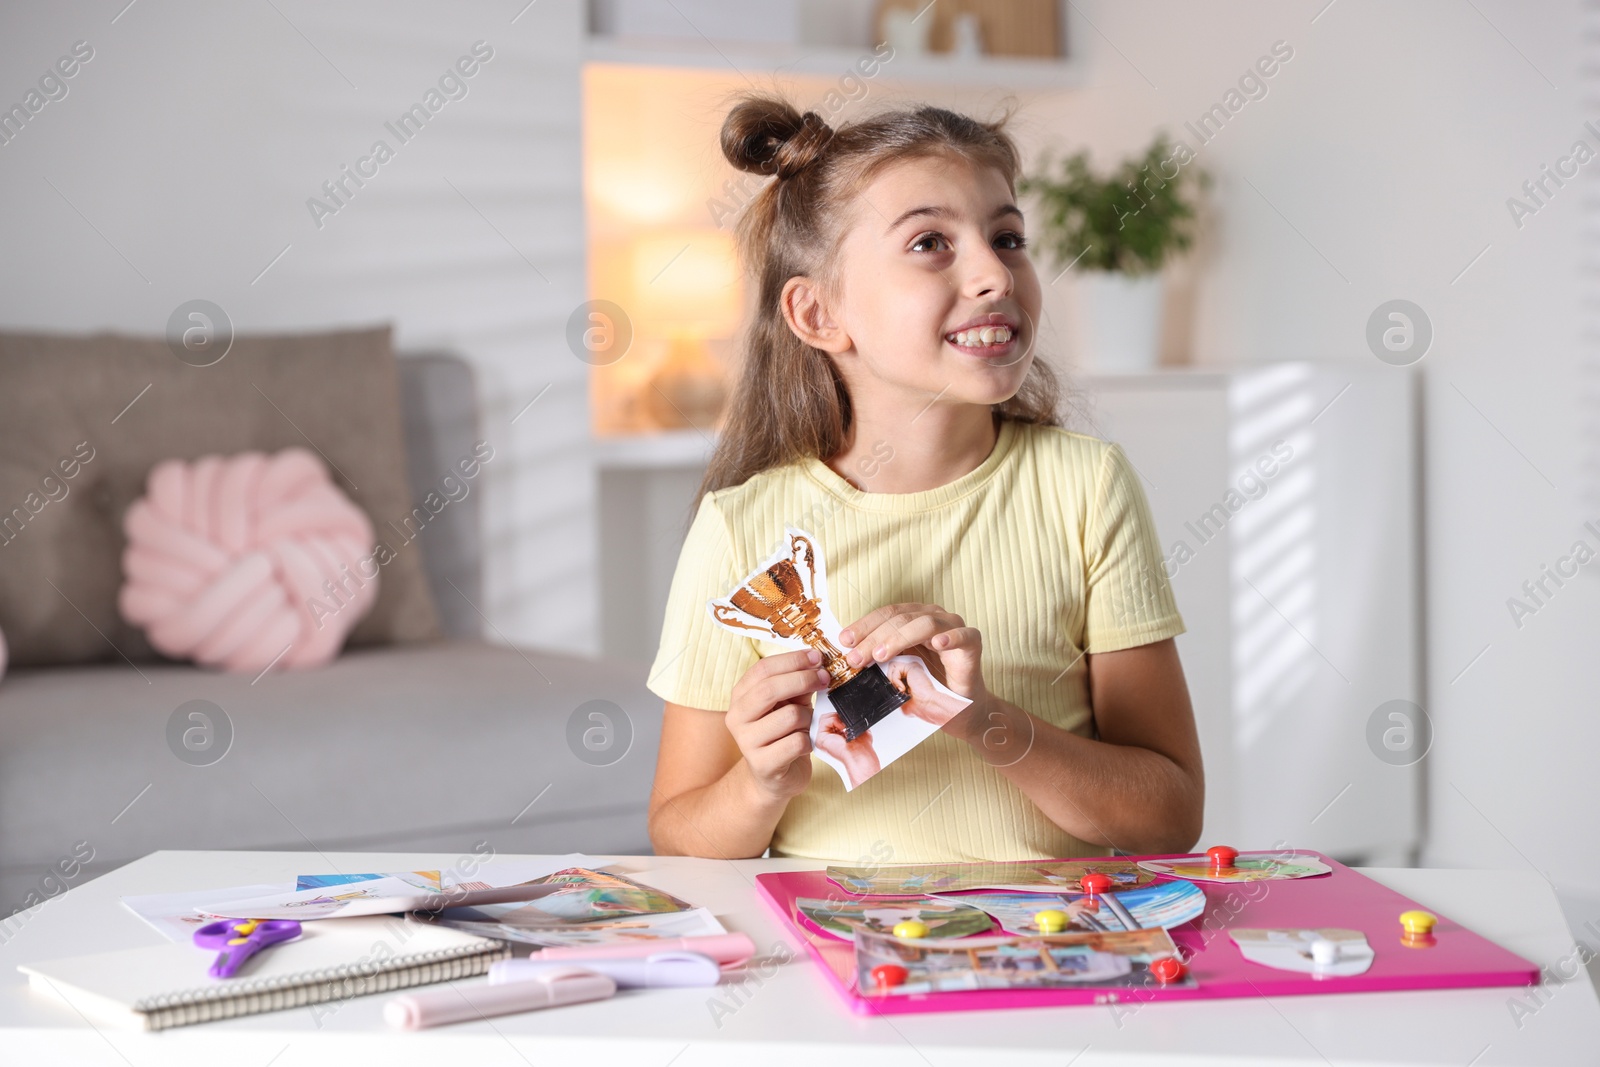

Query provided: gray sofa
[0,354,662,915]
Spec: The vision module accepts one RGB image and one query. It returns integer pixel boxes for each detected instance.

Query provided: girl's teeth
[948,326,1012,346]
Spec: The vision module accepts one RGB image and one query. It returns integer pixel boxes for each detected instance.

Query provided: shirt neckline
[801,418,1021,512]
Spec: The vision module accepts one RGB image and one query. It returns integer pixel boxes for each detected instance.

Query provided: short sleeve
[1082,443,1187,653]
[646,493,762,711]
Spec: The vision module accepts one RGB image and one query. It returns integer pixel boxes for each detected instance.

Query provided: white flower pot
[1074,270,1165,372]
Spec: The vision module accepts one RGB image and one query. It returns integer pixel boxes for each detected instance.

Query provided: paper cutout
[420,906,728,948]
[854,927,1191,994]
[477,867,694,925]
[708,526,970,790]
[828,858,1158,896]
[796,895,995,941]
[121,883,287,944]
[204,858,575,920]
[295,870,440,892]
[937,879,1206,935]
[1230,928,1375,976]
[1136,851,1332,883]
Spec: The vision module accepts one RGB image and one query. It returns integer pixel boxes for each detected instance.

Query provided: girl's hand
[840,603,991,710]
[727,649,830,802]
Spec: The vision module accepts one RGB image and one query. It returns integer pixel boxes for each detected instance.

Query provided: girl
[646,94,1203,864]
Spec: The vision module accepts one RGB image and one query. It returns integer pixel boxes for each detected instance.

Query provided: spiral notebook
[18,915,509,1031]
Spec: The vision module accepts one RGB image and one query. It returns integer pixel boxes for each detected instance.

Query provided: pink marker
[533,932,756,968]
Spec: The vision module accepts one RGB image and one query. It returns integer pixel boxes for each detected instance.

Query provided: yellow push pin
[1034,909,1069,934]
[1399,909,1438,948]
[1399,910,1437,936]
[892,920,929,940]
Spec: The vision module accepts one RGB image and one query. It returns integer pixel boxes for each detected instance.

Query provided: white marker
[491,950,722,989]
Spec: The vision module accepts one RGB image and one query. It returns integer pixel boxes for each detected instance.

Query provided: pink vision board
[753,852,1541,1016]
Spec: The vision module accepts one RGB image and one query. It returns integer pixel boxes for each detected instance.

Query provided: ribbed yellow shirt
[646,418,1185,864]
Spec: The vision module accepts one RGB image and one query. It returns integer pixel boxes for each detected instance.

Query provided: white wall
[0,0,595,656]
[1026,0,1596,926]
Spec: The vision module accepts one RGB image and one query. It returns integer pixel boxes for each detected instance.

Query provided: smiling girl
[646,95,1203,863]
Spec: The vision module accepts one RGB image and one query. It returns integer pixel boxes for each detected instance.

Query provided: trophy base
[829,664,911,741]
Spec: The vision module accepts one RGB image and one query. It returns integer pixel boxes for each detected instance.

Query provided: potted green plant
[1019,134,1208,371]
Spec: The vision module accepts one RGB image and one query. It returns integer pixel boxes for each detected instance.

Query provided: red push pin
[1079,872,1113,898]
[1150,956,1187,984]
[870,964,909,991]
[1206,845,1239,872]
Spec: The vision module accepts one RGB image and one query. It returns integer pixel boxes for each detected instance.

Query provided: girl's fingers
[930,626,983,652]
[729,660,828,726]
[741,701,812,749]
[747,668,831,718]
[839,603,928,647]
[847,611,964,666]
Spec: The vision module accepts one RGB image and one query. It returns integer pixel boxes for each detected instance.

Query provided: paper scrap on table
[295,870,441,891]
[202,856,586,920]
[935,878,1206,934]
[1136,852,1332,883]
[854,926,1191,994]
[827,858,1157,896]
[795,894,994,941]
[1230,928,1374,976]
[407,866,713,947]
[707,526,970,791]
[420,906,727,948]
[431,866,693,927]
[121,883,288,944]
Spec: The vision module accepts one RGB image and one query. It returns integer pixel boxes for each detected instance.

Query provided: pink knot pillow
[117,448,380,672]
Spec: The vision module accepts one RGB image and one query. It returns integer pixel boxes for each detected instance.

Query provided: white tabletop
[0,851,1593,1065]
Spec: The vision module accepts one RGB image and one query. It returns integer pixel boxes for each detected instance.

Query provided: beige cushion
[0,325,442,667]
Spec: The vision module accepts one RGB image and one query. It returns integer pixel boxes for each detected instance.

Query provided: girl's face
[827,153,1042,411]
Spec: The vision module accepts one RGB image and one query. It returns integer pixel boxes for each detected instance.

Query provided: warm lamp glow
[628,229,742,338]
[591,171,687,226]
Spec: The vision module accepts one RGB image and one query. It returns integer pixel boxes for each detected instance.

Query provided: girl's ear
[780,275,851,354]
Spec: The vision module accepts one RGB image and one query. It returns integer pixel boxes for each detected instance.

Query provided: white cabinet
[1079,363,1420,864]
[600,362,1421,864]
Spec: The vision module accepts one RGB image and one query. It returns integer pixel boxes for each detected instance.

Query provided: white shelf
[584,35,1086,89]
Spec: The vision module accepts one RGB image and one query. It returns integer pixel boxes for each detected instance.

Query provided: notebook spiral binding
[133,938,510,1031]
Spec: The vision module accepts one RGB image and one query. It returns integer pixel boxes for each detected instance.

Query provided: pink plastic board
[754,852,1540,1015]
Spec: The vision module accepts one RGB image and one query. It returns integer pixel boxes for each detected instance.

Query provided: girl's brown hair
[699,93,1062,499]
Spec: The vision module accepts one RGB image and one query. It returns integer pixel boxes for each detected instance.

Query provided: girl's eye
[910,231,1029,253]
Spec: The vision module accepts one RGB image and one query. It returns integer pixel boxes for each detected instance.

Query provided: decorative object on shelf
[950,13,984,58]
[882,6,932,57]
[873,0,1060,59]
[644,337,728,431]
[1020,134,1209,371]
[621,228,742,432]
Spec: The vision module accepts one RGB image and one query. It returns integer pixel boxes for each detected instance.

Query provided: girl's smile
[944,312,1023,363]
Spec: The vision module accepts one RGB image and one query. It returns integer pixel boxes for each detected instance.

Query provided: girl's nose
[964,243,1014,299]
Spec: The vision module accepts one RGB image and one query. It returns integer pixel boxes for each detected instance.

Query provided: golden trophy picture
[707,527,971,790]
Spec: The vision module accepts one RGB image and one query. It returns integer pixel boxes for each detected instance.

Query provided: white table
[0,852,1593,1065]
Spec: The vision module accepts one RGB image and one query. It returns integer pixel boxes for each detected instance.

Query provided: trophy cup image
[708,529,908,740]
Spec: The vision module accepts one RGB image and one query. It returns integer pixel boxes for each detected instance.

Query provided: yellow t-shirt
[646,418,1185,864]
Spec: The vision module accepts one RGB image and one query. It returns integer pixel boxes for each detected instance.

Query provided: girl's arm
[841,608,1204,856]
[950,637,1204,855]
[648,648,828,858]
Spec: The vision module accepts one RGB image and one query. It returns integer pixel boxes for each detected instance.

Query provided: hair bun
[721,96,834,180]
